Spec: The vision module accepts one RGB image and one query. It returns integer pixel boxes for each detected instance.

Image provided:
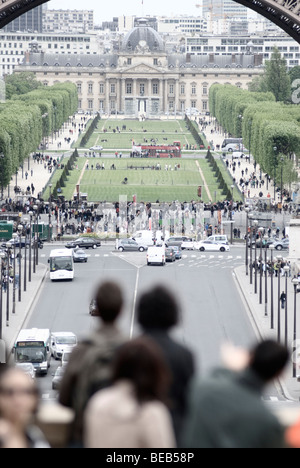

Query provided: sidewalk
[2,114,86,201]
[1,261,47,361]
[201,121,277,201]
[235,264,300,401]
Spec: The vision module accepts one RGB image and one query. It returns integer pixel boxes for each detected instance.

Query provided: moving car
[147,247,165,266]
[165,248,176,262]
[165,236,191,248]
[181,239,196,250]
[50,332,77,360]
[66,237,101,250]
[117,239,148,252]
[172,246,182,260]
[73,249,88,263]
[270,238,289,251]
[52,367,65,391]
[195,241,230,252]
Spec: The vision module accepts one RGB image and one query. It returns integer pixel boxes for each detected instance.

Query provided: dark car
[165,236,190,248]
[66,237,101,250]
[165,248,176,262]
[250,238,276,249]
[73,249,88,263]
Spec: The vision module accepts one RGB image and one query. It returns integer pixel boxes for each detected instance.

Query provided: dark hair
[112,337,171,404]
[95,282,124,323]
[250,340,289,382]
[137,286,179,330]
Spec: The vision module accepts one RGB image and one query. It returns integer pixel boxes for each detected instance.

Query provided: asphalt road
[23,244,289,405]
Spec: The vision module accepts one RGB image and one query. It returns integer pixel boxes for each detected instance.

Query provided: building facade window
[180,84,185,95]
[153,83,158,95]
[110,83,116,94]
[99,83,104,94]
[169,84,174,95]
[88,99,94,110]
[77,82,82,94]
[140,83,145,96]
[191,84,197,95]
[126,82,132,94]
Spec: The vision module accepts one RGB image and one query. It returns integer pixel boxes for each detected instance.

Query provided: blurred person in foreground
[84,337,176,448]
[182,340,289,449]
[0,367,48,448]
[137,286,195,443]
[59,281,126,447]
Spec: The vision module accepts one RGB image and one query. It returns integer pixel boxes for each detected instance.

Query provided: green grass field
[59,158,224,203]
[77,119,200,151]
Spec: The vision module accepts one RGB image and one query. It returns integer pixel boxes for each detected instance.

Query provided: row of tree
[79,113,101,148]
[0,81,78,191]
[52,149,79,199]
[206,149,236,201]
[209,84,300,186]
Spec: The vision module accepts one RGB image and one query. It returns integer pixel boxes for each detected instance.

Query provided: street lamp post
[292,278,299,378]
[249,215,254,285]
[23,218,28,293]
[273,146,278,202]
[277,256,283,342]
[48,185,52,243]
[0,252,5,339]
[17,224,23,303]
[245,207,250,277]
[6,242,12,327]
[230,185,234,246]
[258,228,264,305]
[283,265,290,347]
[29,211,33,280]
[254,221,259,294]
[270,245,275,329]
[264,236,268,317]
[12,233,17,315]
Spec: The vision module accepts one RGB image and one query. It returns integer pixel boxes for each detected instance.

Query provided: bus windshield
[50,257,73,273]
[15,346,46,364]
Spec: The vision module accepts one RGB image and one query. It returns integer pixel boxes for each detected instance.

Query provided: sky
[48,0,208,23]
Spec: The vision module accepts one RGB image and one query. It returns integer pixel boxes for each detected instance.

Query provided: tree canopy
[0,81,78,193]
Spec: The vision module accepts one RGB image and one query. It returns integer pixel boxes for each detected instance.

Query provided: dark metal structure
[232,0,300,43]
[0,0,49,29]
[1,0,300,43]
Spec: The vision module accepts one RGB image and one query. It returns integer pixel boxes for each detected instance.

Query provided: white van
[132,230,154,246]
[207,235,228,245]
[222,138,244,153]
[147,247,166,266]
[50,332,77,360]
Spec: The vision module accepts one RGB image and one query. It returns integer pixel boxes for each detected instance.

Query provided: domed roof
[122,26,164,53]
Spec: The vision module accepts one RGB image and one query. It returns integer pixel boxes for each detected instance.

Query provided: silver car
[117,239,148,252]
[270,238,289,251]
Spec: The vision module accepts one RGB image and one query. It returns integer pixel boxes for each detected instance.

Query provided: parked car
[117,239,148,252]
[165,248,176,262]
[270,238,290,251]
[165,236,190,248]
[232,151,246,159]
[66,237,101,250]
[172,246,182,260]
[89,146,103,152]
[73,249,88,263]
[52,367,65,391]
[195,241,230,252]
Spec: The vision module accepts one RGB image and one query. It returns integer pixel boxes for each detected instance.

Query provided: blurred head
[0,368,39,428]
[249,340,289,383]
[112,337,171,404]
[95,281,124,323]
[137,286,179,331]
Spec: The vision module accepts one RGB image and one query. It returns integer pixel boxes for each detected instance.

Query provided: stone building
[18,24,264,116]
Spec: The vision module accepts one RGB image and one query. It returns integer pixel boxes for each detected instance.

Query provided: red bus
[133,141,181,158]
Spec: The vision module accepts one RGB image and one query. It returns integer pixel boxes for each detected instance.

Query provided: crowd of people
[0,281,299,449]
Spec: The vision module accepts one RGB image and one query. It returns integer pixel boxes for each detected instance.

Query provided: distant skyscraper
[4,5,43,33]
[202,0,247,21]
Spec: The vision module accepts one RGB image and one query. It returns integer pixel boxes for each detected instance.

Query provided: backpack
[73,333,124,423]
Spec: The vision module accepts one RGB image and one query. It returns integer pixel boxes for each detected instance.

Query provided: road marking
[130,268,140,340]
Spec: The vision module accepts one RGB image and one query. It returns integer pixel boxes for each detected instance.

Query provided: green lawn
[60,158,225,203]
[76,119,200,151]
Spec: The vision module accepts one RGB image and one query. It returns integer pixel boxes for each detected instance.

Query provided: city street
[21,244,290,407]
